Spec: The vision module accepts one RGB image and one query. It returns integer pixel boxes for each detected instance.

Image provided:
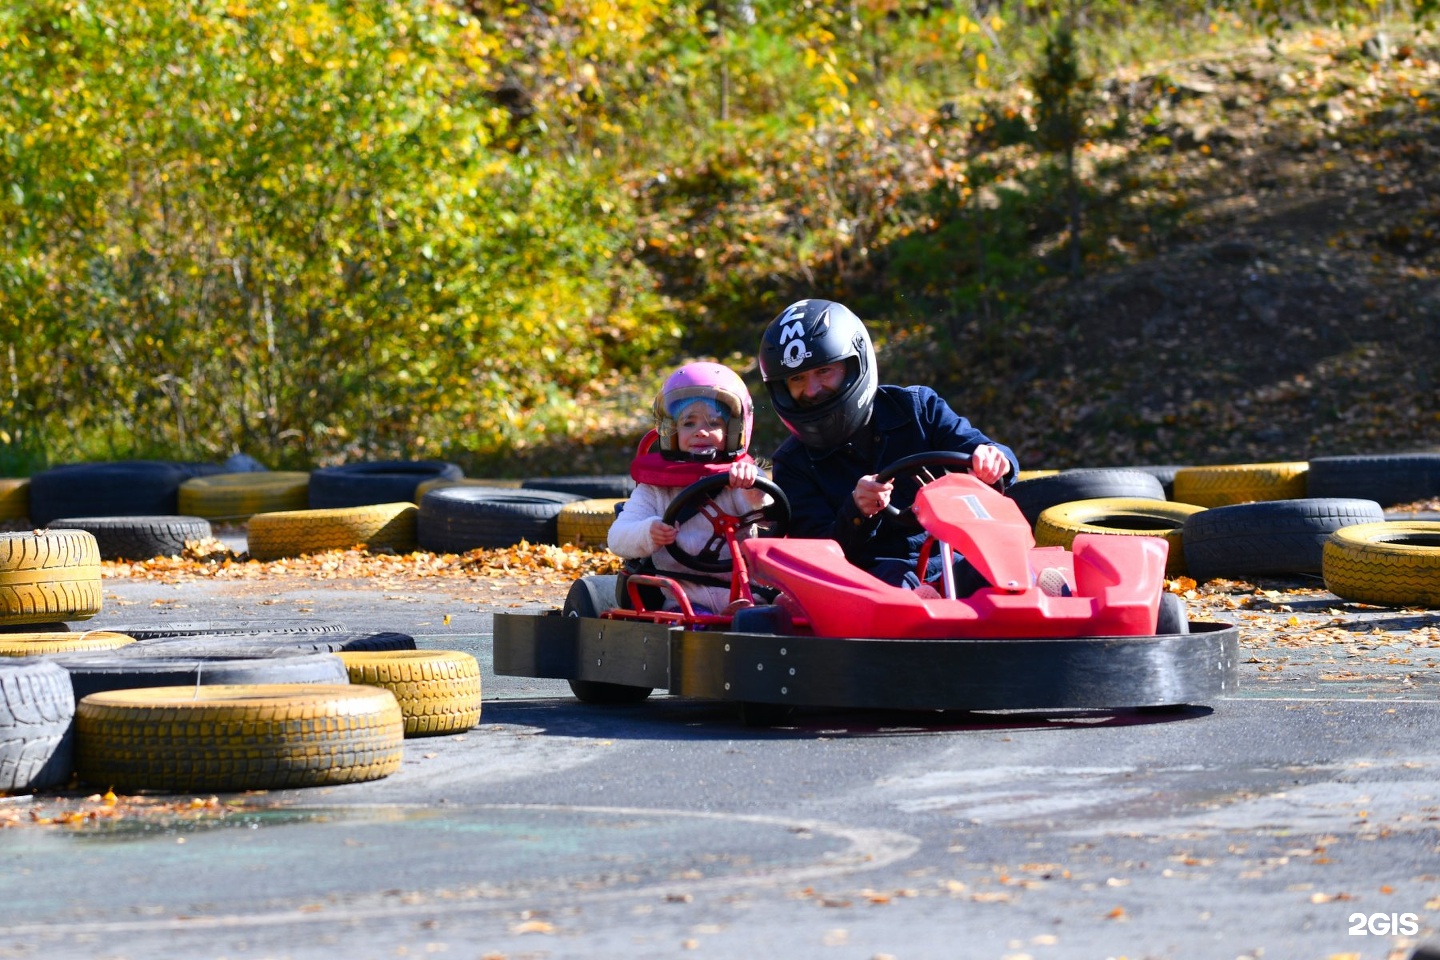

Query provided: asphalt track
[3,564,1439,960]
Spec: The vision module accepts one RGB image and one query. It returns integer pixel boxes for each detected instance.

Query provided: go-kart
[493,452,1239,720]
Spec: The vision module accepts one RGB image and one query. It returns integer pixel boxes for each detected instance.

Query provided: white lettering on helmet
[776,301,813,368]
[782,340,812,368]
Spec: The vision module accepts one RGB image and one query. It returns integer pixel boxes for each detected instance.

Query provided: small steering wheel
[661,474,791,573]
[873,450,982,533]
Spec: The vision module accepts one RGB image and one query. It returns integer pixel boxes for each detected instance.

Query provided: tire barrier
[0,631,135,657]
[1306,454,1440,508]
[1182,498,1386,581]
[53,649,352,700]
[417,486,585,552]
[1035,498,1205,577]
[1129,464,1189,500]
[557,498,626,547]
[127,629,417,657]
[47,515,213,561]
[0,478,28,522]
[1004,469,1166,527]
[1171,461,1309,508]
[413,476,524,503]
[27,460,225,527]
[339,650,482,736]
[247,502,418,561]
[75,684,404,793]
[0,658,75,791]
[521,474,636,500]
[106,619,347,641]
[178,471,310,522]
[1323,521,1440,608]
[308,460,463,509]
[0,530,102,626]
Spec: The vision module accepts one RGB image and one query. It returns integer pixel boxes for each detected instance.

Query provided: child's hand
[649,518,678,546]
[728,460,758,488]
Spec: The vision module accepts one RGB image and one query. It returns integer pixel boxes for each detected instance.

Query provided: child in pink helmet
[608,361,771,615]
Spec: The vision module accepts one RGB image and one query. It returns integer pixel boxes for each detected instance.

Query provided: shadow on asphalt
[481,697,1214,740]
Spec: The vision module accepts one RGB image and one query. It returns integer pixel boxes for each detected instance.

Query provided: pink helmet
[653,361,753,458]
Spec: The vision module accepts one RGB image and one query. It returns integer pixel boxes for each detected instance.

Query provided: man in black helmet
[757,298,1019,596]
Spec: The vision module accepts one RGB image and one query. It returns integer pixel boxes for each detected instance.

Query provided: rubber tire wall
[1172,462,1309,508]
[0,658,75,791]
[178,471,311,521]
[417,487,586,552]
[308,461,463,509]
[27,460,224,526]
[339,650,483,736]
[54,650,353,700]
[1004,469,1166,527]
[1034,498,1205,577]
[1322,521,1440,607]
[1306,454,1440,507]
[0,530,102,625]
[247,503,418,561]
[47,516,213,561]
[1182,498,1386,581]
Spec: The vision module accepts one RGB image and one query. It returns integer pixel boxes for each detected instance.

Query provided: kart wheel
[738,701,793,727]
[730,605,793,636]
[563,576,652,704]
[1155,592,1189,636]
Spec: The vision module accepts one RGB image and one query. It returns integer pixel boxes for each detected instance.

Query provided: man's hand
[970,444,1010,485]
[853,474,893,517]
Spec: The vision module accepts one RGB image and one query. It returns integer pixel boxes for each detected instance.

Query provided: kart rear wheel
[1156,592,1189,636]
[562,575,653,704]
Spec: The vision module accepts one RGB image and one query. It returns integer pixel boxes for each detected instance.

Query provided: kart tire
[1155,592,1189,636]
[1005,469,1166,527]
[562,576,651,704]
[522,475,636,500]
[0,530,102,625]
[247,502,418,561]
[0,658,75,791]
[0,631,135,656]
[75,684,403,793]
[126,629,417,657]
[1171,462,1309,508]
[46,515,213,561]
[54,649,352,700]
[308,460,463,509]
[27,460,225,527]
[1034,498,1205,577]
[106,619,347,641]
[417,487,585,553]
[557,498,627,548]
[1322,521,1440,607]
[339,650,482,736]
[730,605,794,636]
[1182,498,1386,581]
[0,478,28,522]
[178,471,310,522]
[1306,454,1440,508]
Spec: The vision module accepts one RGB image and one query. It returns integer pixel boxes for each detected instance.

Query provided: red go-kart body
[744,472,1170,640]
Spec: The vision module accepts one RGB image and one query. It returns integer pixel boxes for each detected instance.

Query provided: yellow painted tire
[339,650,482,737]
[1015,469,1061,482]
[1322,521,1440,608]
[0,478,28,522]
[0,530,102,625]
[0,630,135,656]
[414,477,523,503]
[1171,462,1308,507]
[178,471,310,522]
[557,498,625,547]
[75,684,405,793]
[246,502,418,561]
[1034,498,1205,577]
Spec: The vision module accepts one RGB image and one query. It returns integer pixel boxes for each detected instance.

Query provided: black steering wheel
[660,474,791,573]
[872,450,981,533]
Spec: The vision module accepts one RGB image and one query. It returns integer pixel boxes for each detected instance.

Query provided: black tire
[1127,464,1188,499]
[46,515,213,561]
[417,486,585,552]
[1156,592,1189,636]
[54,650,351,701]
[731,605,794,636]
[562,576,651,704]
[1182,498,1386,581]
[1306,454,1440,508]
[522,475,636,499]
[0,622,69,634]
[126,630,417,657]
[0,657,75,791]
[105,619,347,641]
[1005,469,1166,527]
[27,460,225,527]
[308,460,464,509]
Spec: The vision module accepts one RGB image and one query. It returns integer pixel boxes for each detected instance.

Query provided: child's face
[675,401,728,455]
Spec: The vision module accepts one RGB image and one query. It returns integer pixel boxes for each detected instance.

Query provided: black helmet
[758,299,877,449]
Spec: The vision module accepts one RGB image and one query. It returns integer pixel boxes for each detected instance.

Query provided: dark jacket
[770,384,1019,586]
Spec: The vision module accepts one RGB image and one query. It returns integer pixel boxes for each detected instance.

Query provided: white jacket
[607,480,771,614]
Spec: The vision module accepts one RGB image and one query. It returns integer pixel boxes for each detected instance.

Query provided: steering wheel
[873,450,982,533]
[660,474,791,573]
